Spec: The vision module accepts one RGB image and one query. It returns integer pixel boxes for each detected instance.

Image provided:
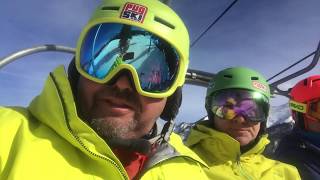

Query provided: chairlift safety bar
[1,43,320,97]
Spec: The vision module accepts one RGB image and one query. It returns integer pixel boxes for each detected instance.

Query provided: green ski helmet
[205,67,271,123]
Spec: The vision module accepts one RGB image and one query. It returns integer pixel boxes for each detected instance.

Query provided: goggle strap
[289,100,307,113]
[157,119,174,145]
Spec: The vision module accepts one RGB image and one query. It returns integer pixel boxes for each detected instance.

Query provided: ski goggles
[289,98,320,122]
[76,23,183,98]
[210,89,269,122]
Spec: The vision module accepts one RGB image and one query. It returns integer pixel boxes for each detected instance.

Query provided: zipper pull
[236,153,241,164]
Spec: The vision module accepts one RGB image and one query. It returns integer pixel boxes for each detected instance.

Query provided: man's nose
[232,115,246,124]
[112,73,135,91]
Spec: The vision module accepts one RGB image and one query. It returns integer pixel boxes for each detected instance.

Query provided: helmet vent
[313,79,320,83]
[154,16,175,29]
[223,75,232,78]
[251,77,259,80]
[101,6,120,11]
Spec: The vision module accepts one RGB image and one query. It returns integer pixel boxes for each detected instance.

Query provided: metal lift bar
[186,69,215,87]
[269,40,320,97]
[0,45,214,87]
[0,45,75,69]
[2,43,320,97]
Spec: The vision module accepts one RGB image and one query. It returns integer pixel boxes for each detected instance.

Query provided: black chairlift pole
[270,40,320,97]
[267,51,315,82]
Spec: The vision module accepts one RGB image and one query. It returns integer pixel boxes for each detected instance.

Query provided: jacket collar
[186,121,269,163]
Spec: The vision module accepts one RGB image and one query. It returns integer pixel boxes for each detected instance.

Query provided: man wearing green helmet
[185,67,301,179]
[0,0,209,179]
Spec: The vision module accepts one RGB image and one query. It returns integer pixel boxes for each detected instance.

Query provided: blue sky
[1,0,320,123]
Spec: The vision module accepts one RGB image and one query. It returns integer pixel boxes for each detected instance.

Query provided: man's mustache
[94,85,142,113]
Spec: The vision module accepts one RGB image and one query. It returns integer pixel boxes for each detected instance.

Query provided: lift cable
[190,0,239,48]
[267,51,316,82]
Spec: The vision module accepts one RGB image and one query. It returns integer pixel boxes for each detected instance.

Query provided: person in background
[185,67,301,179]
[270,75,320,180]
[0,0,209,179]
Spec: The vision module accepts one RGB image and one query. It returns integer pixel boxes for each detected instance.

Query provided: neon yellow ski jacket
[185,122,301,180]
[0,66,209,180]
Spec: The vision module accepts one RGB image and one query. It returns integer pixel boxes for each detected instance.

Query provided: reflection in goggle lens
[211,89,269,122]
[79,23,180,93]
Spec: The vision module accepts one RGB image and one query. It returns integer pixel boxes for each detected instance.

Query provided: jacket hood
[28,66,119,161]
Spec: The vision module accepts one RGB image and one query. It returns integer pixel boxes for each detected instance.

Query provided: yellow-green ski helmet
[75,0,190,99]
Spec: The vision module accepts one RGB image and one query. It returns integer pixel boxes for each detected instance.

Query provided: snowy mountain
[267,103,293,128]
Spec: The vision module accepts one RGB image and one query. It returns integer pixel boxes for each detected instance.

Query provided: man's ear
[67,57,80,96]
[160,87,182,121]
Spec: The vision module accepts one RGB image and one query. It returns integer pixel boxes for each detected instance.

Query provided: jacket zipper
[236,154,254,180]
[71,132,129,180]
[50,73,128,180]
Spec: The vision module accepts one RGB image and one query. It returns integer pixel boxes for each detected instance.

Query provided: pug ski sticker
[120,2,148,23]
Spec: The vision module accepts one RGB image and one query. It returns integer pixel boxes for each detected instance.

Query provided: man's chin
[99,115,134,124]
[234,136,254,146]
[89,117,138,139]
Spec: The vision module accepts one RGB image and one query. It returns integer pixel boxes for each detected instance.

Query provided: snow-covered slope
[267,103,293,127]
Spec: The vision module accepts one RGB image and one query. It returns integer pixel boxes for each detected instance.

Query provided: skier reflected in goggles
[210,89,269,122]
[76,23,180,98]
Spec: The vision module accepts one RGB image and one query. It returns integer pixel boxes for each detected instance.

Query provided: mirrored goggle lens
[80,23,180,93]
[210,89,269,122]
